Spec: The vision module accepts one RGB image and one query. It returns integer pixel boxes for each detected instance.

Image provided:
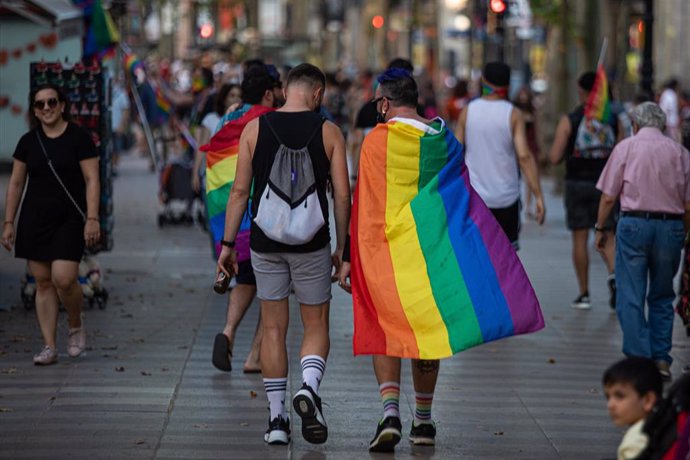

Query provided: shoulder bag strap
[35,130,86,222]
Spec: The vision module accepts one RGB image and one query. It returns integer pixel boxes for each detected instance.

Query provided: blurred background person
[513,86,541,218]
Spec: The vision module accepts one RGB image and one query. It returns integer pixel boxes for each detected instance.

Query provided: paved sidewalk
[1,155,688,459]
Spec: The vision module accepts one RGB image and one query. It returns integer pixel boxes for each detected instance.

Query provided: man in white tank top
[455,62,545,249]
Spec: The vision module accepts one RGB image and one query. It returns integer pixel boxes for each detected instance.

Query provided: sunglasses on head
[33,97,59,110]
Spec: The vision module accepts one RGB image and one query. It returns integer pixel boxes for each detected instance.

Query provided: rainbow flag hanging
[351,118,544,359]
[201,104,274,260]
[124,53,144,76]
[584,64,611,123]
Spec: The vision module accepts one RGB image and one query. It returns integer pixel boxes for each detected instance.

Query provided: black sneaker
[369,416,402,452]
[264,415,290,445]
[292,383,328,444]
[409,421,436,446]
[608,275,616,310]
[571,292,591,310]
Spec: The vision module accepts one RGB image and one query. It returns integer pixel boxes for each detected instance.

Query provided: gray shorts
[250,245,332,305]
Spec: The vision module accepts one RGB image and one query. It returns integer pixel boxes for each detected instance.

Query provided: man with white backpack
[549,71,624,311]
[216,63,351,446]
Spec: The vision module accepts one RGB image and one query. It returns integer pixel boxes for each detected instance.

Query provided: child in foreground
[602,357,663,460]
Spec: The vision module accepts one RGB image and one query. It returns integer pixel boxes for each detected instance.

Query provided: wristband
[3,221,13,225]
[220,239,235,248]
[594,225,608,232]
[87,217,99,221]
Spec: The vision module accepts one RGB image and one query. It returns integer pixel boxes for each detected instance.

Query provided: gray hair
[630,102,666,130]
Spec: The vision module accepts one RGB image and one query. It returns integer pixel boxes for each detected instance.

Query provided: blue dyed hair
[376,68,418,107]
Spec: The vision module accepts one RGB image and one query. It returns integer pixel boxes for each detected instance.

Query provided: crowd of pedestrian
[3,47,690,456]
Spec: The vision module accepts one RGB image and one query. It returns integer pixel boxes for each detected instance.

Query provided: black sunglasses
[33,97,59,110]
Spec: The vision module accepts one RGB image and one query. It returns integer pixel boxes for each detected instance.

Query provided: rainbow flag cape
[201,104,274,260]
[351,118,544,359]
[584,64,611,123]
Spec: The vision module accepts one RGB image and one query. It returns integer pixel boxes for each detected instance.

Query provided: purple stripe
[462,174,544,334]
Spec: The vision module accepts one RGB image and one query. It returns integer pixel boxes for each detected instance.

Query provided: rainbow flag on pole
[351,118,544,359]
[584,64,611,123]
[201,105,274,260]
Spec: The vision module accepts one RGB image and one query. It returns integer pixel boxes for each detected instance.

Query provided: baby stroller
[157,158,197,227]
[637,373,690,460]
[20,255,109,310]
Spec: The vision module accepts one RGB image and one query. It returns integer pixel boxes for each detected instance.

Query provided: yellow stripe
[385,123,452,358]
[206,155,237,193]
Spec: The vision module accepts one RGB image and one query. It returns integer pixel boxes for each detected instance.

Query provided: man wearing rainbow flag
[201,66,278,374]
[339,68,544,452]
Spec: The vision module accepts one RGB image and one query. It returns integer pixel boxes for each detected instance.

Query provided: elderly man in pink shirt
[595,102,690,381]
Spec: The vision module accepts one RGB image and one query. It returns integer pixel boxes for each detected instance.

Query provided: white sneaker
[67,315,86,357]
[33,345,58,365]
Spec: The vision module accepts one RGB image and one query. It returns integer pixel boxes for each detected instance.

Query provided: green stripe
[206,183,232,218]
[411,138,483,352]
[417,131,449,191]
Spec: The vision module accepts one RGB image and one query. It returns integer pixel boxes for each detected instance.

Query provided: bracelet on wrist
[3,221,13,225]
[220,239,235,248]
[87,217,98,221]
[594,225,608,232]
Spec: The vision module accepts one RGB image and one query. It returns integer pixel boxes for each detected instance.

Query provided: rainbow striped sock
[379,381,400,419]
[414,391,434,425]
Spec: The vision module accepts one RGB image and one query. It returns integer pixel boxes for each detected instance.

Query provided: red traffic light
[489,0,506,14]
[372,15,384,29]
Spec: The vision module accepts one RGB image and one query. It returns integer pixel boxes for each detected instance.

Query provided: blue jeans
[615,216,684,363]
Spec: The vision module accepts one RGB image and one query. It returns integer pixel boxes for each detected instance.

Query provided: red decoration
[11,104,23,115]
[39,32,58,49]
[0,49,7,65]
[26,43,37,53]
[11,48,22,59]
[0,96,9,108]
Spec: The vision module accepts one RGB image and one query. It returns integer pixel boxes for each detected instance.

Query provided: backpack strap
[304,116,326,147]
[262,114,283,145]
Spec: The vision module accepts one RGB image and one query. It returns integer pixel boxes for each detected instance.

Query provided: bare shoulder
[322,120,344,139]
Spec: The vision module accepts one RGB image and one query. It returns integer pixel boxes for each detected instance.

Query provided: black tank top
[250,111,331,253]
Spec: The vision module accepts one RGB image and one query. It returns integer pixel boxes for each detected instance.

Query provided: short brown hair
[286,63,325,89]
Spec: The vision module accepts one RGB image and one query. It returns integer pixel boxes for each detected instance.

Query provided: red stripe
[350,178,387,355]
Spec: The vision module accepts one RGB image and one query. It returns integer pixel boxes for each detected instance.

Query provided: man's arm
[512,108,545,224]
[595,193,617,251]
[454,107,468,144]
[217,118,256,275]
[325,121,351,253]
[548,115,571,165]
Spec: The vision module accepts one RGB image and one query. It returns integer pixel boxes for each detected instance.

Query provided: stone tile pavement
[1,155,688,459]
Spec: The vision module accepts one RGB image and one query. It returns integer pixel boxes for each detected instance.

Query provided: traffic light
[489,0,506,15]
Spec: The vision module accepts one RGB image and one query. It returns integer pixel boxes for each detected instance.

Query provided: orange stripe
[357,125,418,357]
[206,145,238,169]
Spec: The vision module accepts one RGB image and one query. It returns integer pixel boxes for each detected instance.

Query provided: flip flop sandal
[212,333,232,372]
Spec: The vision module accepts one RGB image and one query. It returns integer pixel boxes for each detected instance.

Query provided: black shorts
[489,200,520,248]
[565,180,618,230]
[235,260,256,285]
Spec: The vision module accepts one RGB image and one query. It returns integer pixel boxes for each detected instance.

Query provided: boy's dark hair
[286,63,326,89]
[602,357,663,398]
[376,68,418,108]
[578,71,597,92]
[241,67,274,105]
[29,83,71,130]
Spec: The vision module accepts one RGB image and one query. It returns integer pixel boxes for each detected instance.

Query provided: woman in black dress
[2,84,100,365]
